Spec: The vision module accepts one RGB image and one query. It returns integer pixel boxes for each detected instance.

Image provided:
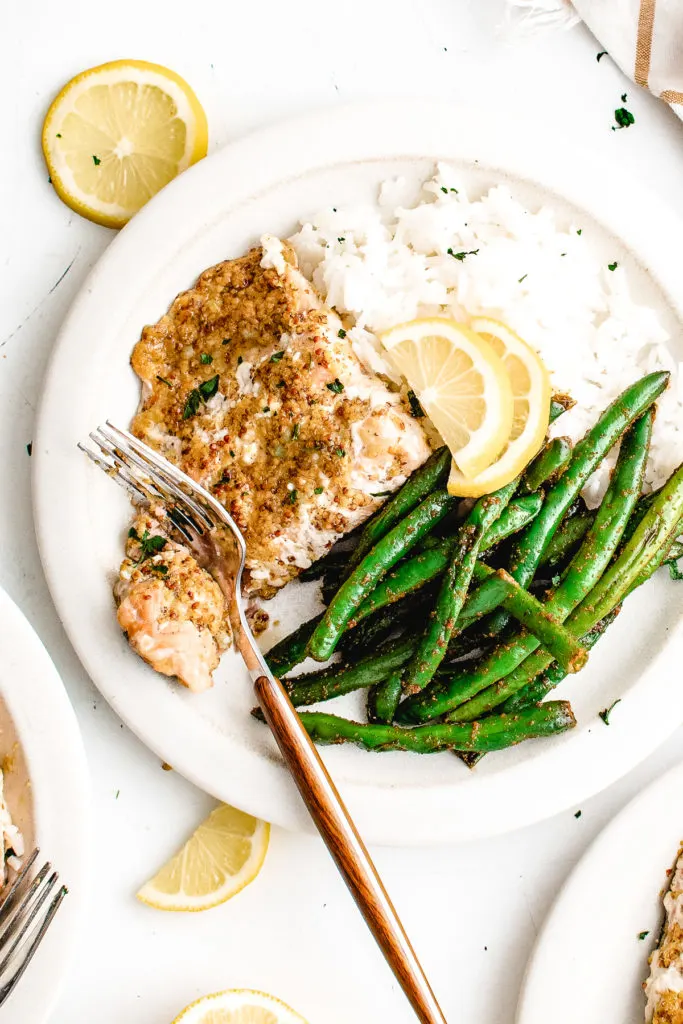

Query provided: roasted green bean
[397,407,654,724]
[299,701,576,753]
[308,490,455,661]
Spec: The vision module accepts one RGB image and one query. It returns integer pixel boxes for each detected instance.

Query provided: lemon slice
[380,317,514,478]
[137,804,269,912]
[171,989,307,1024]
[42,59,208,228]
[447,317,551,498]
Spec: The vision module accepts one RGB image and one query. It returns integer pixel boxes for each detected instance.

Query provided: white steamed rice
[288,163,683,505]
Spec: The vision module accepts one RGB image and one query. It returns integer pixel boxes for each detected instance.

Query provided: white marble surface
[3,1,683,1021]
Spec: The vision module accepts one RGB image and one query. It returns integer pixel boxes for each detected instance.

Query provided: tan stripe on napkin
[635,0,656,86]
[661,89,683,105]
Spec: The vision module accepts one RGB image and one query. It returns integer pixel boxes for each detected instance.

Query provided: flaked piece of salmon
[129,238,431,598]
[114,514,231,692]
[644,845,683,1023]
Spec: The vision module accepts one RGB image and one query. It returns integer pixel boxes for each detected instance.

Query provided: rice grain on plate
[289,163,683,504]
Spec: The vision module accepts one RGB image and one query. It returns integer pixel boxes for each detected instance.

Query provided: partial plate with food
[0,584,89,1021]
[517,757,683,1024]
[34,100,683,845]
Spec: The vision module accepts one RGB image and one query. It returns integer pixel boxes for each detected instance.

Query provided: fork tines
[80,423,221,543]
[0,848,67,1005]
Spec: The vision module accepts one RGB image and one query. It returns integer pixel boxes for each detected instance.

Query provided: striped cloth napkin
[506,0,683,121]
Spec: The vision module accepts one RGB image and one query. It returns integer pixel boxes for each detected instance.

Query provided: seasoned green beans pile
[260,373,682,760]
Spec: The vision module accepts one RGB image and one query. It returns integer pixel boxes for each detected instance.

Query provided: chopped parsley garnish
[440,186,448,194]
[338,328,347,339]
[621,92,628,103]
[156,375,172,387]
[638,931,650,941]
[237,355,243,365]
[183,374,220,418]
[182,390,202,419]
[92,154,101,165]
[337,236,345,243]
[608,261,618,271]
[291,423,300,439]
[599,698,621,725]
[26,442,32,457]
[262,406,270,413]
[326,378,345,394]
[222,337,231,345]
[335,447,346,457]
[449,187,458,193]
[229,450,235,457]
[447,248,479,261]
[149,563,169,575]
[200,374,219,398]
[666,557,683,581]
[574,810,582,819]
[407,389,425,418]
[276,380,285,388]
[270,350,285,362]
[56,132,62,138]
[200,353,213,364]
[613,107,635,130]
[371,490,392,497]
[576,229,582,236]
[314,486,324,495]
[518,273,528,284]
[596,50,608,61]
[128,527,167,562]
[288,489,298,504]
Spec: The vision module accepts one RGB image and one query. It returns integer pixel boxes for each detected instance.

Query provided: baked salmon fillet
[645,845,683,1023]
[128,236,431,598]
[115,237,430,689]
[115,513,231,693]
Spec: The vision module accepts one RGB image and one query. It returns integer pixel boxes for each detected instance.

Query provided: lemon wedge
[447,317,551,497]
[137,804,269,912]
[380,317,514,479]
[171,989,307,1024]
[42,59,208,228]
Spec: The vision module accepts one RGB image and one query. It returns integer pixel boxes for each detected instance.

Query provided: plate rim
[516,756,683,1024]
[32,98,683,846]
[0,583,90,1022]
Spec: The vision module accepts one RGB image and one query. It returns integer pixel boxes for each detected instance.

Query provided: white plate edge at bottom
[0,583,90,1022]
[515,757,683,1024]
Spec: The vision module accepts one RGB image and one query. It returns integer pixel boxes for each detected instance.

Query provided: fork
[81,422,447,1024]
[0,848,67,1006]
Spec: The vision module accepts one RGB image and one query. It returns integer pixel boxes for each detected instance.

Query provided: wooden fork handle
[253,673,447,1024]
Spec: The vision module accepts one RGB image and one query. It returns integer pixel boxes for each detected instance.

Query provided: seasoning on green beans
[399,481,518,695]
[298,701,576,753]
[308,489,455,661]
[397,406,654,724]
[344,446,451,577]
[447,456,683,722]
[518,436,572,495]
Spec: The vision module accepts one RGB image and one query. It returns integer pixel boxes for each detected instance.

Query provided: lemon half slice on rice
[171,989,308,1024]
[447,317,551,497]
[137,804,269,912]
[380,317,515,479]
[42,59,208,228]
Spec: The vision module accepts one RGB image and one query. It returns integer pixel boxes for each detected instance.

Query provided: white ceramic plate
[33,100,683,846]
[517,757,683,1024]
[0,584,89,1022]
